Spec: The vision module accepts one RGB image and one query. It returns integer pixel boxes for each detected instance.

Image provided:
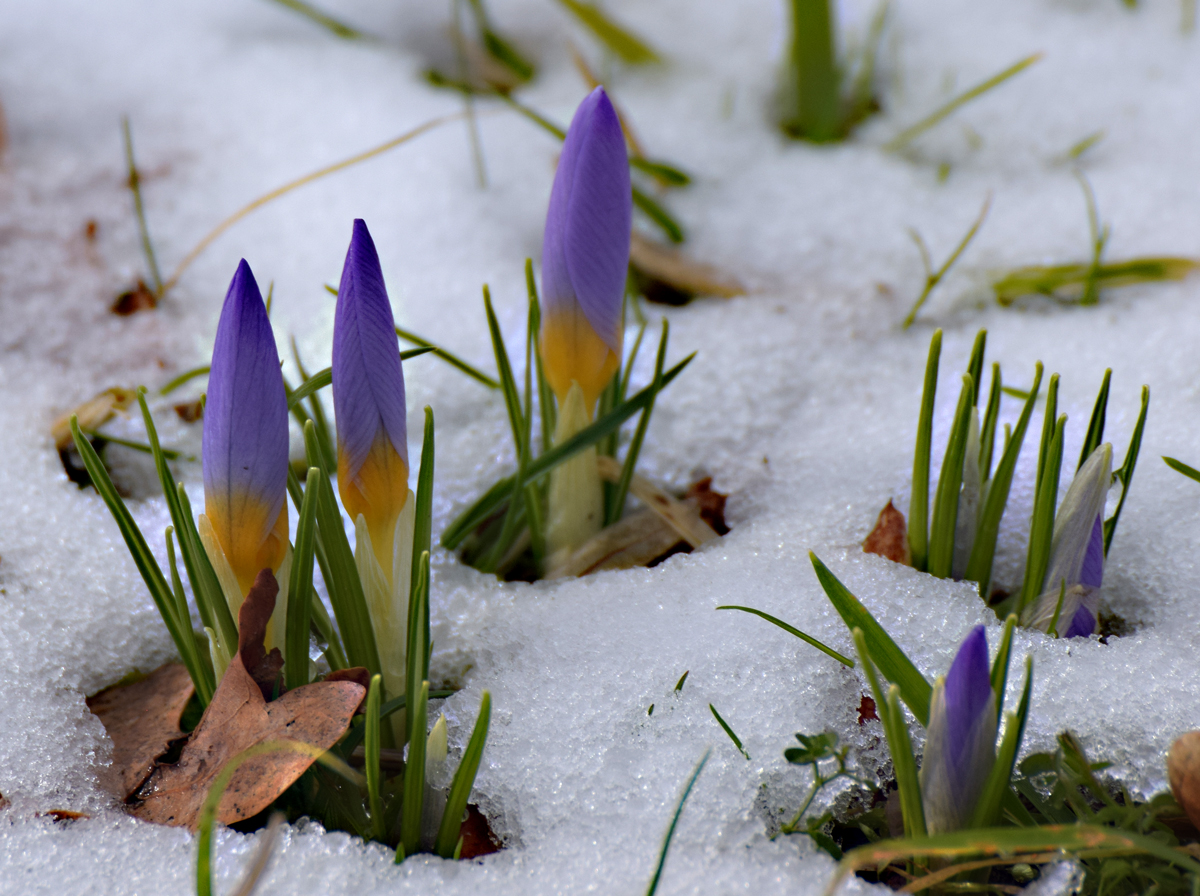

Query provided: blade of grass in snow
[159,365,210,395]
[395,326,500,389]
[398,679,429,860]
[928,374,975,578]
[979,363,1002,479]
[1104,385,1148,554]
[810,554,931,722]
[81,429,182,460]
[994,256,1198,305]
[1079,369,1112,470]
[781,0,840,142]
[164,113,463,293]
[261,0,366,39]
[451,0,488,189]
[1164,455,1200,484]
[884,53,1043,152]
[1018,415,1065,615]
[645,750,710,896]
[717,606,854,667]
[466,0,535,81]
[555,0,660,65]
[411,413,435,662]
[902,195,991,328]
[608,320,668,525]
[121,117,164,298]
[674,671,689,691]
[405,551,431,746]
[632,185,685,243]
[364,675,387,843]
[908,330,941,572]
[989,614,1017,715]
[284,469,319,691]
[434,691,492,858]
[709,704,750,760]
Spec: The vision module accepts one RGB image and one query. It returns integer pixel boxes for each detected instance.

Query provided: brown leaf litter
[111,279,158,315]
[862,500,910,565]
[94,571,366,829]
[630,233,745,305]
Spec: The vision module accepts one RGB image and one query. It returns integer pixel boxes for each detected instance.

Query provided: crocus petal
[1079,514,1105,590]
[1042,443,1112,598]
[919,626,997,833]
[1062,603,1097,639]
[540,87,631,406]
[333,219,410,566]
[202,259,289,596]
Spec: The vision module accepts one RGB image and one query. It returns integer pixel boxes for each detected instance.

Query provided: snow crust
[2,0,1200,893]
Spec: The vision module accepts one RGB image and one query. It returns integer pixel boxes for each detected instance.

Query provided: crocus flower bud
[333,219,410,573]
[1023,443,1112,637]
[202,260,289,598]
[539,86,632,412]
[919,626,997,834]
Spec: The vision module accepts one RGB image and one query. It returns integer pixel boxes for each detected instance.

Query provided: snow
[2,0,1200,893]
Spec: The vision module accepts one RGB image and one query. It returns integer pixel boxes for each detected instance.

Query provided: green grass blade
[483,286,527,453]
[852,629,925,837]
[608,320,667,525]
[989,614,1017,716]
[1079,369,1112,471]
[434,691,493,858]
[305,425,381,675]
[70,418,213,703]
[365,674,387,843]
[411,408,435,613]
[1164,455,1200,484]
[644,749,710,896]
[965,330,986,407]
[164,527,191,632]
[395,326,500,389]
[285,470,319,691]
[309,586,346,671]
[884,53,1043,152]
[1035,374,1060,499]
[810,554,931,723]
[159,364,210,395]
[526,260,556,455]
[521,273,543,560]
[1019,415,1066,614]
[716,605,854,667]
[405,552,431,745]
[398,680,429,859]
[629,157,691,187]
[978,363,1002,481]
[971,656,1032,829]
[292,341,336,472]
[964,364,1042,596]
[632,186,685,243]
[1104,384,1148,555]
[121,117,164,297]
[928,374,975,578]
[441,353,695,549]
[708,704,750,760]
[555,0,660,64]
[781,0,841,142]
[261,0,367,39]
[909,330,942,572]
[137,390,238,655]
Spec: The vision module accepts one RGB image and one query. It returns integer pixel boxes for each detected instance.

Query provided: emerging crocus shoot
[332,218,416,710]
[200,260,290,674]
[920,626,997,833]
[540,86,631,562]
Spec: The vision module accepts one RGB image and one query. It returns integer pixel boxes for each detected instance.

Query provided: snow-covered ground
[1,0,1199,893]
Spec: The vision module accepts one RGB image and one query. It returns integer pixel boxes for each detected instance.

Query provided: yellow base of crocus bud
[540,308,620,410]
[202,499,289,600]
[339,434,410,579]
[354,493,415,740]
[546,382,604,564]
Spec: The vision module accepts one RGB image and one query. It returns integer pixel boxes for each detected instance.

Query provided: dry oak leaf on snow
[863,500,910,565]
[1170,731,1200,832]
[132,570,365,829]
[87,662,195,799]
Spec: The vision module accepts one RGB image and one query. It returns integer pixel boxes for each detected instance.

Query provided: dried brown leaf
[1170,731,1200,831]
[174,400,204,423]
[545,508,681,578]
[595,455,718,548]
[863,500,911,565]
[630,233,745,300]
[87,663,195,799]
[50,387,137,450]
[39,810,91,822]
[684,477,729,535]
[112,280,158,316]
[132,572,364,828]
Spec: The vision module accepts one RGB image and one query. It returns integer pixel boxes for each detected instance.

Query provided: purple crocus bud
[539,86,632,412]
[202,260,289,596]
[1023,444,1113,638]
[919,626,997,834]
[332,219,410,571]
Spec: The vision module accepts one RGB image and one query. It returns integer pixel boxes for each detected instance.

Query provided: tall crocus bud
[333,219,410,576]
[540,86,631,411]
[202,260,290,599]
[540,87,631,562]
[919,626,997,834]
[1023,443,1112,638]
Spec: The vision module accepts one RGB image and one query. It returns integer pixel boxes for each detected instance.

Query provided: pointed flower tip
[332,219,409,549]
[539,87,631,405]
[202,259,289,593]
[944,626,992,730]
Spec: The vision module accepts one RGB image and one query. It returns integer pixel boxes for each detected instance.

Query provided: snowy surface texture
[2,0,1199,893]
